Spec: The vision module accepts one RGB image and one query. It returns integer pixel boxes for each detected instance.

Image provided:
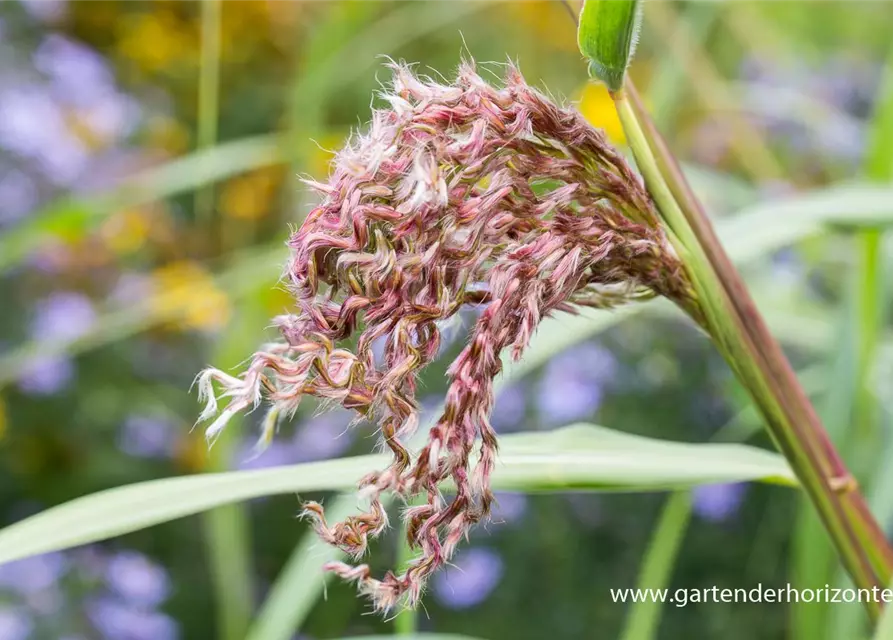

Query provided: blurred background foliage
[0,1,891,639]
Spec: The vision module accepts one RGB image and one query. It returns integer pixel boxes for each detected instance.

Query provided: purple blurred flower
[31,291,96,342]
[0,85,88,185]
[104,551,170,608]
[17,353,74,395]
[692,483,748,522]
[34,34,112,103]
[0,169,38,226]
[109,273,155,308]
[537,343,617,425]
[71,546,107,581]
[491,491,527,524]
[432,547,504,609]
[490,384,526,432]
[770,247,806,291]
[118,415,176,459]
[292,411,353,463]
[0,608,33,640]
[235,440,299,471]
[435,306,478,356]
[0,552,68,595]
[20,0,67,22]
[26,240,70,274]
[87,598,178,640]
[83,93,141,141]
[236,409,354,469]
[33,34,141,140]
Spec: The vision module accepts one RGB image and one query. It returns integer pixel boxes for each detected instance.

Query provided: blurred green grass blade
[647,4,718,130]
[865,48,893,183]
[876,608,893,640]
[873,579,893,639]
[0,424,796,566]
[791,278,860,640]
[292,0,488,113]
[720,183,893,263]
[202,303,270,640]
[195,4,252,638]
[243,498,357,640]
[283,0,380,192]
[285,0,488,178]
[853,41,893,445]
[619,492,692,640]
[203,500,253,640]
[195,0,222,227]
[0,135,281,274]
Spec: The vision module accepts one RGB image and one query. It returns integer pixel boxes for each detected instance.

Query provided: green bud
[576,0,643,92]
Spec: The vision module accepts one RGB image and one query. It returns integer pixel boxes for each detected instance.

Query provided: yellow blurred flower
[173,432,208,473]
[507,2,579,51]
[219,169,281,221]
[145,116,190,155]
[307,132,344,179]
[578,82,626,145]
[100,208,151,255]
[117,11,194,73]
[151,261,231,332]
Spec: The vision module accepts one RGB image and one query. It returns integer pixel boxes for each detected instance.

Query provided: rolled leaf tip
[577,0,643,92]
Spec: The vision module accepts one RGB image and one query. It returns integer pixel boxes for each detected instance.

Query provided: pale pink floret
[196,60,692,611]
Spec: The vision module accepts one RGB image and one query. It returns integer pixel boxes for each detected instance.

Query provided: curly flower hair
[196,60,694,611]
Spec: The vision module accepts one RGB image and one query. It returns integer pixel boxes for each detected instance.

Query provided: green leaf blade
[0,425,795,566]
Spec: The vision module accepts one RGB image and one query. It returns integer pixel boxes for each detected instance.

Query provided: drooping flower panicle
[196,60,693,611]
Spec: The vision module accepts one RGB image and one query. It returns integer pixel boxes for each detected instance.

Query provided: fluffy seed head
[196,59,694,612]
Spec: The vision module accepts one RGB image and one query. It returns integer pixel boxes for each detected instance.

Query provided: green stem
[393,505,419,635]
[613,82,893,619]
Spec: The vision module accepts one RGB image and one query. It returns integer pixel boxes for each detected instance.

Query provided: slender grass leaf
[719,184,893,263]
[243,498,358,640]
[0,424,795,566]
[619,492,693,640]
